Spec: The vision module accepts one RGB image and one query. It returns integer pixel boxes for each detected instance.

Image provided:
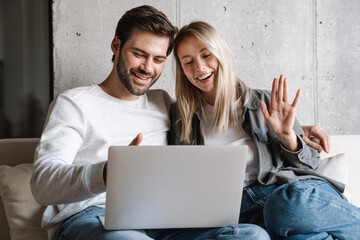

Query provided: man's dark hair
[112,5,178,62]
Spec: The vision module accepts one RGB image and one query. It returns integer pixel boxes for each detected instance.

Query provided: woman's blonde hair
[173,21,249,143]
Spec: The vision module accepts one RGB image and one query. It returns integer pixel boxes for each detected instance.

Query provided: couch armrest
[0,138,39,166]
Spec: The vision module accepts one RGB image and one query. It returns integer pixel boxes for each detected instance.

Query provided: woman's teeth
[199,72,213,81]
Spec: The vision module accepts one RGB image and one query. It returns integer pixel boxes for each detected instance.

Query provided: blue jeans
[240,179,360,239]
[147,225,269,240]
[54,206,151,240]
[54,206,269,240]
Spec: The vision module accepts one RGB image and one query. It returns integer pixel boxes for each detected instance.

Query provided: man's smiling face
[116,28,170,96]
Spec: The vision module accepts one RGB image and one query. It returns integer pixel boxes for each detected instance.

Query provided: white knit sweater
[30,84,171,239]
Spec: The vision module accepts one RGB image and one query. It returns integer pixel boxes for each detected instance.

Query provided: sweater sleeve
[30,94,106,205]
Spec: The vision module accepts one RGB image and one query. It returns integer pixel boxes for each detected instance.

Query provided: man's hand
[302,126,330,153]
[129,133,143,146]
[103,133,143,185]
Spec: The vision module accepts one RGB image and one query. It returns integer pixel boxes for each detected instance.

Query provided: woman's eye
[204,54,211,58]
[185,60,193,65]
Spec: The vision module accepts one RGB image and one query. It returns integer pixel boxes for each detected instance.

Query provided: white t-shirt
[200,100,259,187]
[31,84,171,238]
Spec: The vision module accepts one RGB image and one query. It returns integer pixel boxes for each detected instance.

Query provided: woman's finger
[291,89,301,108]
[271,78,278,108]
[283,77,288,103]
[278,75,284,103]
[260,101,271,122]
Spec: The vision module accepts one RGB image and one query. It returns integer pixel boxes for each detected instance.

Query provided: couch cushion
[321,153,353,202]
[0,195,10,240]
[321,153,347,185]
[0,163,47,240]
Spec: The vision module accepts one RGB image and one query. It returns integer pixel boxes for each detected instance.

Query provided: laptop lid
[104,145,248,230]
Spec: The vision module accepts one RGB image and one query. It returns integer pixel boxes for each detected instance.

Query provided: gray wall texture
[52,0,360,135]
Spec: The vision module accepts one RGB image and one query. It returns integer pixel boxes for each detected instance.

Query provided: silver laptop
[104,145,248,230]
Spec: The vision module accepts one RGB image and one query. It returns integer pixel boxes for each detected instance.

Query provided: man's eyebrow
[130,47,167,59]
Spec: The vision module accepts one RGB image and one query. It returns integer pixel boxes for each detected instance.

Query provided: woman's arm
[260,75,301,151]
[259,75,321,170]
[258,74,330,153]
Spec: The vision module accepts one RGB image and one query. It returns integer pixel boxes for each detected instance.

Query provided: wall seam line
[314,0,319,126]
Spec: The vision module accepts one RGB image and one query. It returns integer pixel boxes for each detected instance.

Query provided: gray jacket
[168,88,345,194]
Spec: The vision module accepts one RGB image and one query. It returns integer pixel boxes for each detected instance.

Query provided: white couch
[0,136,359,240]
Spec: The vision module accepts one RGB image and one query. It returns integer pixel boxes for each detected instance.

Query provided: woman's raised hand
[260,75,301,151]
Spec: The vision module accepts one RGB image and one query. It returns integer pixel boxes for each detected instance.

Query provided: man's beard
[116,55,160,96]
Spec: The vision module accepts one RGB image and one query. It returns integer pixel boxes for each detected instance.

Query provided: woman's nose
[195,59,205,72]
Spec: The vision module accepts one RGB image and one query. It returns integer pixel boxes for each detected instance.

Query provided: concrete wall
[52,0,360,135]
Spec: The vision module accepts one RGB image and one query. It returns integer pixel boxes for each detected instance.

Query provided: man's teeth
[199,73,212,80]
[134,72,149,80]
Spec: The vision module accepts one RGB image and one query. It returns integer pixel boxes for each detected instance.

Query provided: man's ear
[111,37,121,55]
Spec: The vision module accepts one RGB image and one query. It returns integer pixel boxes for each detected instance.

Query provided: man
[30,5,272,240]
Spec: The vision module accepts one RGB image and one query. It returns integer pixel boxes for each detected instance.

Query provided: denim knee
[263,180,327,234]
[263,179,360,239]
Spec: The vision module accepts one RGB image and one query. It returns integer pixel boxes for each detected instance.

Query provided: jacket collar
[245,89,261,110]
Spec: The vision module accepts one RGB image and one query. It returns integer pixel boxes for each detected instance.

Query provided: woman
[168,21,360,239]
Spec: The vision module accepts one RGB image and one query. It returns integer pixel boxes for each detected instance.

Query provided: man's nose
[140,58,153,73]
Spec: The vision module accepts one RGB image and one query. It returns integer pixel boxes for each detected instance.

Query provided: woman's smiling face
[177,35,219,104]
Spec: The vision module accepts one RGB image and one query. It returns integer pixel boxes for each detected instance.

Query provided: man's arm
[30,94,106,205]
[301,125,330,153]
